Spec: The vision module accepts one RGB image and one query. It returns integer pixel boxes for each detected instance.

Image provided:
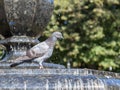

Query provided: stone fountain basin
[0,68,120,90]
[4,0,54,37]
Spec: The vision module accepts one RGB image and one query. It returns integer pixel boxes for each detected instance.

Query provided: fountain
[0,0,54,60]
[0,0,120,89]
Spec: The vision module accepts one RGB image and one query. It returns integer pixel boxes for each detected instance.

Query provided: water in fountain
[0,69,120,89]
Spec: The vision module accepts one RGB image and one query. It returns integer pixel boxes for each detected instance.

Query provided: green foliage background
[43,0,120,72]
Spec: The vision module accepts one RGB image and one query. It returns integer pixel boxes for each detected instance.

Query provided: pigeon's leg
[39,59,44,69]
[33,57,45,69]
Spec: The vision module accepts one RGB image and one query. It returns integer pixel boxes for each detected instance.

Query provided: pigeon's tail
[10,59,34,67]
[10,61,24,67]
[10,56,33,67]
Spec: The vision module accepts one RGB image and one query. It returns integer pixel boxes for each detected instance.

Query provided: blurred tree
[43,0,120,72]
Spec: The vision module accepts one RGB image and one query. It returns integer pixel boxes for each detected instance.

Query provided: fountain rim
[0,68,120,79]
[0,36,40,44]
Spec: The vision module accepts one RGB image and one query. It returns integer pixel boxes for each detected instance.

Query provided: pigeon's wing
[10,56,34,67]
[15,56,31,62]
[30,41,49,57]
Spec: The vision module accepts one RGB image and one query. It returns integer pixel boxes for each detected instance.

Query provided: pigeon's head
[52,32,63,39]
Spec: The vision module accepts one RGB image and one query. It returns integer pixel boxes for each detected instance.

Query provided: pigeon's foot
[33,57,45,69]
[39,62,44,69]
[39,66,44,69]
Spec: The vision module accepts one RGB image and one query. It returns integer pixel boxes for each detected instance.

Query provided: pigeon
[10,31,63,68]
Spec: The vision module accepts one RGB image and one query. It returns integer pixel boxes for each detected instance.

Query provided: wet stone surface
[0,74,103,90]
[0,62,66,69]
[0,68,120,90]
